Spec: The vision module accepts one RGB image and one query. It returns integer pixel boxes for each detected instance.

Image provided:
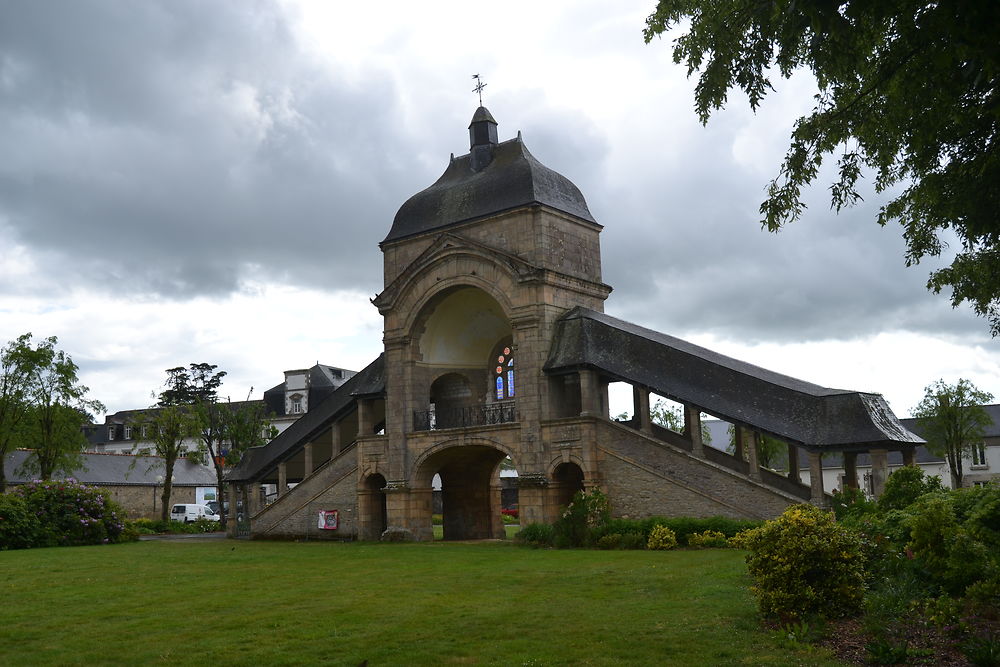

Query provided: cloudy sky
[1,0,996,419]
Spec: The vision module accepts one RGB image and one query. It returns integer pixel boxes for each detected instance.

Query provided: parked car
[169,504,219,523]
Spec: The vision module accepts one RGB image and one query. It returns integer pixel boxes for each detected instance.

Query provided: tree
[644,1,1000,334]
[135,404,199,522]
[0,334,42,492]
[912,379,994,488]
[20,340,104,480]
[136,364,222,521]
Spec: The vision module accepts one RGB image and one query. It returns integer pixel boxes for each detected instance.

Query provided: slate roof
[545,307,923,450]
[382,112,597,245]
[3,450,217,486]
[226,355,386,483]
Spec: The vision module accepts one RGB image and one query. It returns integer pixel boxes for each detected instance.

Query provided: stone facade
[227,106,918,540]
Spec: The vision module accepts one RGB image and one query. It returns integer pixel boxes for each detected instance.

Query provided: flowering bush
[552,489,610,548]
[0,493,41,550]
[9,480,130,548]
[646,524,678,550]
[687,530,729,548]
[734,503,865,621]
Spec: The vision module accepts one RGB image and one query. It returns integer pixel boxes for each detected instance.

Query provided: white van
[170,504,219,523]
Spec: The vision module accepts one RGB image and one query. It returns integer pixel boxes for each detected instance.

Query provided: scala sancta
[226,106,922,540]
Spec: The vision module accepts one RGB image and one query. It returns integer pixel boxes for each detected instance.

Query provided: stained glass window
[495,348,515,399]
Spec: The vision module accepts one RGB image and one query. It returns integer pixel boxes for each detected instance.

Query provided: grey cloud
[0,1,412,299]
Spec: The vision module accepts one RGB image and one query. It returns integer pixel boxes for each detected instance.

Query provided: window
[972,442,988,467]
[123,425,132,440]
[107,425,116,441]
[494,347,514,400]
[141,424,149,438]
[291,396,303,414]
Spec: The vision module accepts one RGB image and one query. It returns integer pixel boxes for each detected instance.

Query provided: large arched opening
[415,444,511,540]
[411,286,515,432]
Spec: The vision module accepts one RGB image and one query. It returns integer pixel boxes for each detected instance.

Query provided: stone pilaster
[808,451,826,507]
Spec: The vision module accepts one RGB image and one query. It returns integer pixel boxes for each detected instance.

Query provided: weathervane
[472,74,487,106]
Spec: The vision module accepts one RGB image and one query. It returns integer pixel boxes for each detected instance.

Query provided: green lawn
[0,539,843,666]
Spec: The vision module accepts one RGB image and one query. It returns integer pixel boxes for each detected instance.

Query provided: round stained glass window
[495,366,503,374]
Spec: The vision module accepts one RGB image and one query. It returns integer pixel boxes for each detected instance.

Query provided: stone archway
[415,444,509,540]
[552,462,585,509]
[361,473,388,540]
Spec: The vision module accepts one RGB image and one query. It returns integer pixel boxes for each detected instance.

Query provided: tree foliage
[644,1,1000,334]
[912,378,994,488]
[0,334,102,489]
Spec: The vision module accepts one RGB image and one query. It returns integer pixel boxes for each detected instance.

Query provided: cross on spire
[471,74,487,106]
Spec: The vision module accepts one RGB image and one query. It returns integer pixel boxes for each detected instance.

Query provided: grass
[0,539,844,666]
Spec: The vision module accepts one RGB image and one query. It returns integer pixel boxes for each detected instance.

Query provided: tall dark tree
[644,1,1000,334]
[139,363,224,521]
[912,379,994,488]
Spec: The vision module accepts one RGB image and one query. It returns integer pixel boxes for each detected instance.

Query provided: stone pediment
[372,233,542,311]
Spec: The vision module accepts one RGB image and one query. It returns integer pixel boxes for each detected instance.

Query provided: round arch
[551,461,586,510]
[411,438,517,541]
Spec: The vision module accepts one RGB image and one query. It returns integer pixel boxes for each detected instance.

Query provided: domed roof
[382,109,596,246]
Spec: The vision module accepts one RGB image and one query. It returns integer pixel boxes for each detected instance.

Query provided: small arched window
[494,347,514,400]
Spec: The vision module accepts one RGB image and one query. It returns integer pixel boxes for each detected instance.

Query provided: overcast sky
[1,0,996,420]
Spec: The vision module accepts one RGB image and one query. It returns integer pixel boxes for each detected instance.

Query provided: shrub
[0,493,41,550]
[596,533,621,550]
[619,532,646,550]
[735,504,865,621]
[878,465,944,512]
[687,530,729,548]
[830,486,876,521]
[516,522,554,548]
[646,524,677,550]
[11,480,128,548]
[552,489,609,548]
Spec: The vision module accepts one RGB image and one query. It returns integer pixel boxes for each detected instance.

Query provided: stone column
[579,369,601,417]
[746,430,761,481]
[808,451,826,506]
[517,473,550,525]
[357,398,373,437]
[303,443,314,477]
[277,462,288,498]
[902,448,916,467]
[870,449,889,498]
[787,444,801,483]
[330,421,342,454]
[843,452,858,489]
[733,425,745,463]
[684,406,704,457]
[633,386,652,434]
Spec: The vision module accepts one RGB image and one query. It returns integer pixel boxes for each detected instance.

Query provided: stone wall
[593,420,798,520]
[249,447,359,539]
[103,485,200,519]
